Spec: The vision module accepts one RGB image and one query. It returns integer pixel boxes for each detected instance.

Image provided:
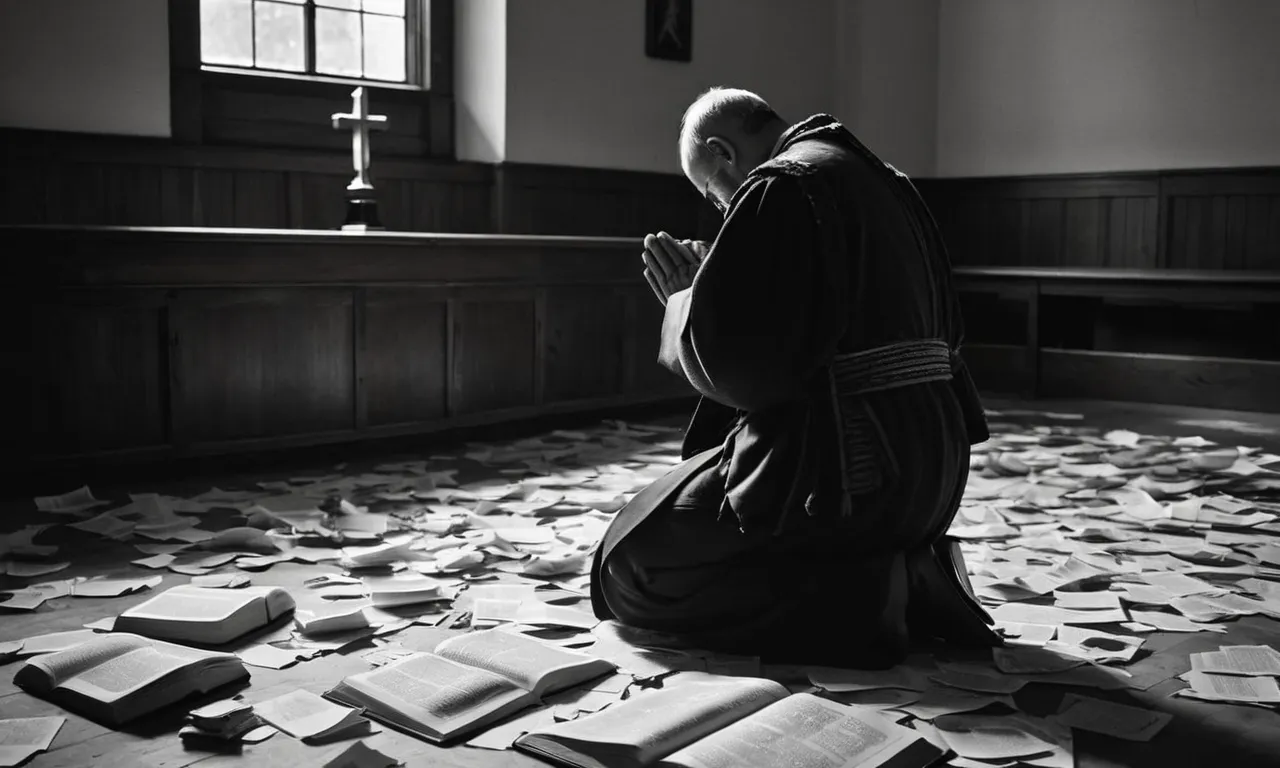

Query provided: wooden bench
[954,267,1280,413]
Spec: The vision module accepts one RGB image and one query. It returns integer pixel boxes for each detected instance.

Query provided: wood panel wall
[0,130,495,233]
[492,163,720,241]
[916,170,1280,270]
[0,129,713,240]
[7,227,693,478]
[7,127,1278,260]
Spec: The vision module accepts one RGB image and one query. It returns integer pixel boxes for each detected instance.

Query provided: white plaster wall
[502,0,838,174]
[834,0,939,177]
[454,0,508,162]
[937,0,1280,177]
[0,0,171,137]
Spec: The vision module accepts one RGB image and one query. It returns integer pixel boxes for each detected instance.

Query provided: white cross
[331,87,388,192]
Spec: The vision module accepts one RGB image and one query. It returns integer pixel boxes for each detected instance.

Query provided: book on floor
[113,584,296,645]
[13,633,250,727]
[323,627,616,743]
[513,672,943,768]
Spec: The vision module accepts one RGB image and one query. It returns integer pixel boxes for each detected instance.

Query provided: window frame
[169,0,453,158]
[199,0,424,88]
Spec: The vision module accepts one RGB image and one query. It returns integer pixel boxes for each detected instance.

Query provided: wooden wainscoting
[493,162,720,240]
[7,125,1276,256]
[916,169,1280,270]
[953,268,1280,412]
[1160,171,1280,270]
[0,130,495,233]
[8,226,693,478]
[0,129,714,240]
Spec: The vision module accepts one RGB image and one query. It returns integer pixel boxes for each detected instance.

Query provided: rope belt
[825,339,956,514]
[830,339,954,397]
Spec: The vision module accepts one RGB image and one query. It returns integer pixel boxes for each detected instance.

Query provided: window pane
[363,0,404,16]
[363,14,405,81]
[201,0,253,67]
[255,1,305,71]
[316,8,363,78]
[316,0,360,8]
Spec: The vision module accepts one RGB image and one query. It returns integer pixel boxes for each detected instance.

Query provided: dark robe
[590,115,998,668]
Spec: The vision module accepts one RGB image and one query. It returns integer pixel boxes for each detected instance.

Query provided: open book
[323,628,615,743]
[514,673,943,768]
[114,584,295,645]
[13,633,249,727]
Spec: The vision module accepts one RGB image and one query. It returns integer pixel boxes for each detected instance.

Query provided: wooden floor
[2,398,1280,768]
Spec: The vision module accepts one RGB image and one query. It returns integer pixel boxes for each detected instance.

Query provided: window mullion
[250,0,258,66]
[407,0,421,87]
[202,0,426,88]
[358,8,366,79]
[305,0,317,75]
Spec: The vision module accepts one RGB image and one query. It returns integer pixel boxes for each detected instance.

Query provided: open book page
[434,628,611,694]
[121,586,252,622]
[18,634,152,692]
[57,641,230,703]
[660,693,930,768]
[342,651,528,727]
[523,674,787,767]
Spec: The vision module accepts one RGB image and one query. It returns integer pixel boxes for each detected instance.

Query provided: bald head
[678,87,788,210]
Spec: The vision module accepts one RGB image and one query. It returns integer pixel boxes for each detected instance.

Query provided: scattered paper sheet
[895,688,1015,721]
[34,486,107,514]
[988,603,1129,627]
[1189,645,1280,676]
[10,412,1280,768]
[0,717,64,767]
[253,690,369,742]
[239,644,305,670]
[933,713,1059,760]
[1054,693,1172,741]
[809,665,931,693]
[1179,670,1280,704]
[71,575,163,598]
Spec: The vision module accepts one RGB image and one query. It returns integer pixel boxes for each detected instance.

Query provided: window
[199,0,423,85]
[172,0,451,156]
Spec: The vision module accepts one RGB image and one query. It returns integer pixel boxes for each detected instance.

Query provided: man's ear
[704,136,736,166]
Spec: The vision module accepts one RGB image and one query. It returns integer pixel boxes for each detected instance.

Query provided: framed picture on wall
[646,0,692,62]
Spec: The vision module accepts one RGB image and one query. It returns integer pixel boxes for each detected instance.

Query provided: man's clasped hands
[641,232,710,306]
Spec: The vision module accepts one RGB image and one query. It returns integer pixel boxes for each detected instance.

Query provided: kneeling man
[590,87,1000,668]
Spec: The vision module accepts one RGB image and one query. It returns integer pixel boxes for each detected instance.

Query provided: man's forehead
[683,160,714,191]
[680,147,714,184]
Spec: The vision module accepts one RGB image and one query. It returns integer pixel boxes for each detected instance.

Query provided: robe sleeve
[658,174,848,412]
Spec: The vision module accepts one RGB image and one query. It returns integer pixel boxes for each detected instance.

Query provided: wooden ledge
[954,266,1280,285]
[4,224,637,249]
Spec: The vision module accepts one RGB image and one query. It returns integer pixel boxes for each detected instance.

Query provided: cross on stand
[331,87,389,231]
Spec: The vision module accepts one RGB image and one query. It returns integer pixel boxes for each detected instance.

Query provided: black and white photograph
[2,2,1279,768]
